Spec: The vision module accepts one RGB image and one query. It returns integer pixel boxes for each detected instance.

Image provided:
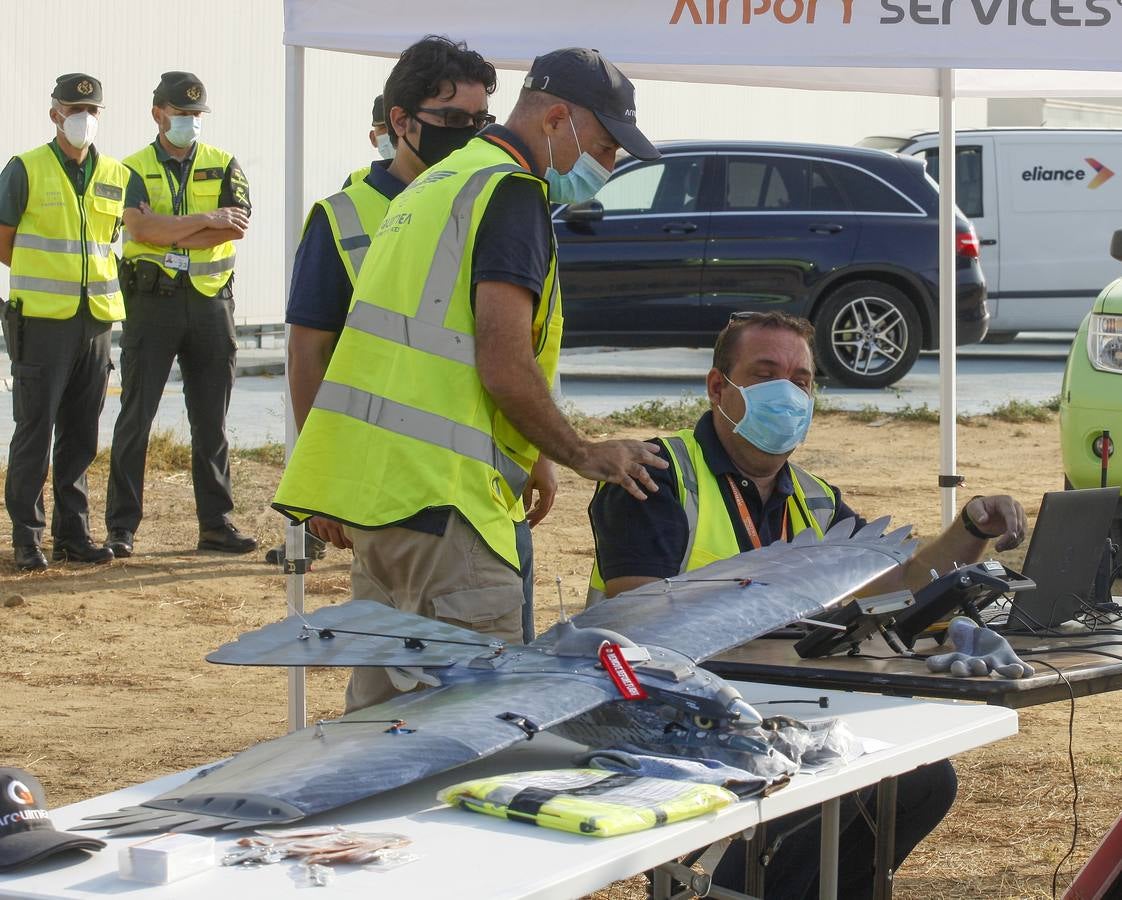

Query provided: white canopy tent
[280,0,1122,728]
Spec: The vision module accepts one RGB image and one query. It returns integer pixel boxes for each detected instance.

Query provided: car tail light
[955,227,980,259]
[1093,434,1115,459]
[1087,314,1122,374]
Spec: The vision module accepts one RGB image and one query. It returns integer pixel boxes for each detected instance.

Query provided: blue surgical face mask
[717,376,814,455]
[545,116,611,205]
[376,132,396,160]
[166,114,201,148]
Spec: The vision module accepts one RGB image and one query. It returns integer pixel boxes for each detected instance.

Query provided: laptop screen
[1006,487,1119,632]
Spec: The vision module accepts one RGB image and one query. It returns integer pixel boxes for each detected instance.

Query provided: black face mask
[402,118,478,167]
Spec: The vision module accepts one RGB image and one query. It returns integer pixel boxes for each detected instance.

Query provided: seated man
[587,310,1026,900]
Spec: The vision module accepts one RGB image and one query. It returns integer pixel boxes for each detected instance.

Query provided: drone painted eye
[692,715,716,730]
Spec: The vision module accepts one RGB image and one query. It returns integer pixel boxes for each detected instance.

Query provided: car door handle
[808,223,844,234]
[980,238,997,246]
[662,222,698,234]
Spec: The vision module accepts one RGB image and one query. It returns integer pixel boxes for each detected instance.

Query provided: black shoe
[105,529,134,559]
[14,544,48,572]
[52,538,114,565]
[199,523,258,554]
[264,533,327,565]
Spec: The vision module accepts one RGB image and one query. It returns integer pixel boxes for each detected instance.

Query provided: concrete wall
[0,0,1005,325]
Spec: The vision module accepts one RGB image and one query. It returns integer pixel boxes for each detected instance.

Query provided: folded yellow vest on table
[438,768,737,837]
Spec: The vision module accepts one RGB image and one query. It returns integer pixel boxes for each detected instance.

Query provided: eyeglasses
[413,107,496,130]
[728,311,767,324]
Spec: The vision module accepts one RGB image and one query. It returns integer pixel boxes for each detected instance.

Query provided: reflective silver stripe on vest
[664,436,700,575]
[10,275,82,296]
[87,278,121,295]
[414,163,522,324]
[535,263,560,357]
[125,252,234,278]
[314,381,529,497]
[346,301,475,366]
[322,191,370,280]
[189,256,236,276]
[13,235,113,257]
[790,464,835,533]
[9,275,119,296]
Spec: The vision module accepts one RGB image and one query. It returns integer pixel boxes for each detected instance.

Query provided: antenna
[556,576,568,623]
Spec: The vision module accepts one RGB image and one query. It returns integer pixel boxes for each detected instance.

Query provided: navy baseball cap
[0,769,105,871]
[523,48,658,161]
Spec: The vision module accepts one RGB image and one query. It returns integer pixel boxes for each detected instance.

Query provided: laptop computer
[1003,487,1119,633]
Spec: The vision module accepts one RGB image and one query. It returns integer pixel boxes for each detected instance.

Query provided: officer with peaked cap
[0,73,127,571]
[105,71,256,559]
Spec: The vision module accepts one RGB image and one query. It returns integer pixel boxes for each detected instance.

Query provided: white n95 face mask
[61,111,98,150]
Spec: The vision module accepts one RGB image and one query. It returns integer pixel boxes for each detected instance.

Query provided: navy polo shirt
[285,160,406,333]
[589,411,864,582]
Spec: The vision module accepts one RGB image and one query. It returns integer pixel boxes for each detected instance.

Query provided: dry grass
[1,413,1117,900]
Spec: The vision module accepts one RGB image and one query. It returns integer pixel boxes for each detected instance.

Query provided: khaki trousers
[343,510,523,712]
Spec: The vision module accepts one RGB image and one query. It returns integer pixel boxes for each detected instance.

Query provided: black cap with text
[0,768,105,872]
[523,48,658,161]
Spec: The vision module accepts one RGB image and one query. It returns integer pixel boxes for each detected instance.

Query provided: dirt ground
[1,410,1119,900]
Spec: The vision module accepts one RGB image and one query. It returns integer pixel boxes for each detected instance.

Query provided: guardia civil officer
[343,94,394,191]
[104,72,255,558]
[0,74,126,571]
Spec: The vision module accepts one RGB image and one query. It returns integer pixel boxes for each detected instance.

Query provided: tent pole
[284,43,307,734]
[938,68,958,529]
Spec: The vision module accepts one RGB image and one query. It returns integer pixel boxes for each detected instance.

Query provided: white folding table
[0,685,1016,900]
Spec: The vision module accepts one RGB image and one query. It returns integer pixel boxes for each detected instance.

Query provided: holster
[2,297,23,363]
[131,260,181,295]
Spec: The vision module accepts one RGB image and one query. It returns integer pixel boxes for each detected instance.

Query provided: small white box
[118,832,215,884]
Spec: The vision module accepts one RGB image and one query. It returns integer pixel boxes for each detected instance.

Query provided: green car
[1060,230,1122,492]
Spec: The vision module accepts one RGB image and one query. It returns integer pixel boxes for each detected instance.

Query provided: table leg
[873,777,898,900]
[652,866,673,900]
[744,823,766,897]
[819,797,841,900]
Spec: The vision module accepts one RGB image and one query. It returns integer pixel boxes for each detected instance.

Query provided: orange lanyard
[726,475,788,550]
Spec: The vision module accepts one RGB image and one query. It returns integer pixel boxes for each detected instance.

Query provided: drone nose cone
[728,698,763,727]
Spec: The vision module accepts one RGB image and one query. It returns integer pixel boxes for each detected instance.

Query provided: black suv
[553,141,989,388]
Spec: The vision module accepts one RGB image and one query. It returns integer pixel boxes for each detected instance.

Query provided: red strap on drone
[599,643,648,701]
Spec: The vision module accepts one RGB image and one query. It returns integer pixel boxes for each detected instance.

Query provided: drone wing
[207,600,491,669]
[86,671,618,834]
[559,517,916,664]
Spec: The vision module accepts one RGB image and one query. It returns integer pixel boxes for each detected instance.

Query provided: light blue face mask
[166,114,201,149]
[376,132,396,160]
[717,376,814,455]
[545,115,611,205]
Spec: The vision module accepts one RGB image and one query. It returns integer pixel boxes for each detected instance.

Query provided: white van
[859,129,1122,339]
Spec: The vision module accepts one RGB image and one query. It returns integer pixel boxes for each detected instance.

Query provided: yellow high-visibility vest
[122,142,237,296]
[9,144,128,321]
[274,136,562,570]
[311,179,392,285]
[587,428,836,603]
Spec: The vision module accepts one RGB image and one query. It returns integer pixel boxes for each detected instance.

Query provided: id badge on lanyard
[164,251,190,271]
[162,161,191,274]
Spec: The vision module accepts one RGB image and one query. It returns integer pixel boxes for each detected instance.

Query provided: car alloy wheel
[814,280,922,389]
